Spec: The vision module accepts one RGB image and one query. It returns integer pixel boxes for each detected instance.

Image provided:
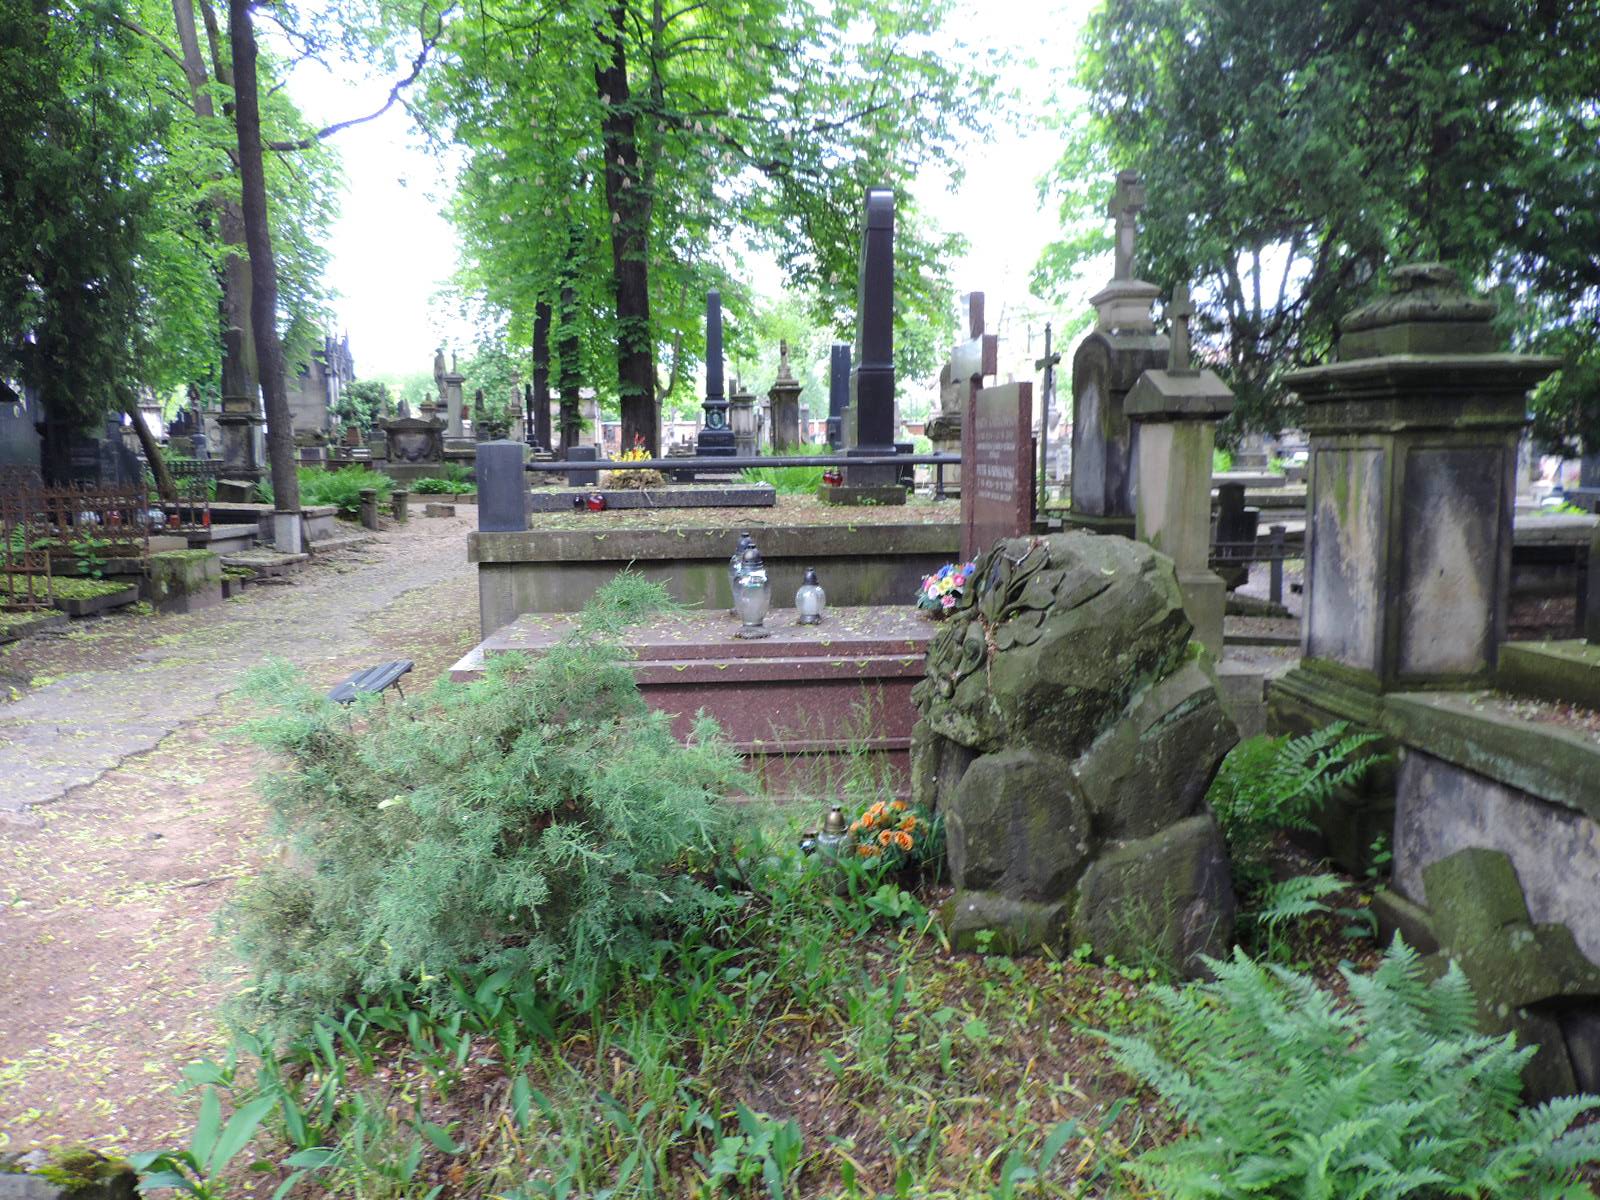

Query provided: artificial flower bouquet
[915,559,976,618]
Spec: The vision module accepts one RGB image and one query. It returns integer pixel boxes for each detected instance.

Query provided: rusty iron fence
[0,469,52,610]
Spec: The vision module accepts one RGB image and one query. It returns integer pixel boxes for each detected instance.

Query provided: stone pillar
[1125,287,1233,655]
[217,394,266,480]
[845,189,897,485]
[441,372,466,439]
[358,488,380,531]
[1273,264,1558,714]
[768,341,803,453]
[1067,173,1167,535]
[696,290,736,457]
[729,384,757,458]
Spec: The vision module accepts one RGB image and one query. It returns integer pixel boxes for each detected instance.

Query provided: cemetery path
[0,513,483,1153]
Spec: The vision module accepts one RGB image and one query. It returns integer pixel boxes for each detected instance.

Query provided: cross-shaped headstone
[948,291,998,400]
[1168,284,1195,372]
[1108,170,1145,281]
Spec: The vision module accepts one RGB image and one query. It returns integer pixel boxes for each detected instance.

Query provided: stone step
[307,530,376,555]
[220,548,310,579]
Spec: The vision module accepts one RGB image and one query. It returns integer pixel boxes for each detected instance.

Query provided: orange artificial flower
[898,815,917,833]
[890,800,908,812]
[894,831,913,851]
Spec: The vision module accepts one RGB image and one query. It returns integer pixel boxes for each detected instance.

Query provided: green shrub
[738,465,824,493]
[1212,446,1234,474]
[254,468,393,516]
[230,574,741,1031]
[410,476,474,494]
[1105,940,1600,1198]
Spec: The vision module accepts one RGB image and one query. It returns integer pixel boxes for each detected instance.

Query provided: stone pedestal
[217,394,265,480]
[768,351,802,453]
[272,509,303,554]
[1067,278,1167,535]
[1126,366,1234,656]
[730,387,757,458]
[441,372,466,439]
[1274,266,1557,703]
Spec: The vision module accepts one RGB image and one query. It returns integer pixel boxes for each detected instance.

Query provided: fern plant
[230,574,741,1033]
[1207,721,1385,894]
[1106,940,1600,1198]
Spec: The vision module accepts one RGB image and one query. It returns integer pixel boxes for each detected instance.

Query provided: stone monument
[913,531,1238,968]
[938,292,998,504]
[440,353,466,440]
[768,341,803,452]
[825,343,850,450]
[960,382,1033,561]
[843,188,898,488]
[695,290,736,458]
[1273,263,1558,709]
[1069,171,1168,534]
[1125,284,1234,655]
[729,378,757,458]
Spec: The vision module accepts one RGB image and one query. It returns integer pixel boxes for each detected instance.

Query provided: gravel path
[0,513,484,1152]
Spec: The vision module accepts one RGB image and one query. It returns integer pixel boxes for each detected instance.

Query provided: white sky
[282,0,1103,384]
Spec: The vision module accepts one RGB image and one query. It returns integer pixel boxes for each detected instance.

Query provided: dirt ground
[0,513,483,1153]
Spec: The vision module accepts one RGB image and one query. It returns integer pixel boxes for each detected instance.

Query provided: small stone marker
[961,382,1034,561]
[565,444,599,486]
[424,501,456,518]
[477,439,529,533]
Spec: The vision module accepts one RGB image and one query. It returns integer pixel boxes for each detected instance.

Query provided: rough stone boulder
[913,532,1238,974]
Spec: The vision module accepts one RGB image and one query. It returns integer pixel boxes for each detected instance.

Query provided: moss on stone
[47,577,131,601]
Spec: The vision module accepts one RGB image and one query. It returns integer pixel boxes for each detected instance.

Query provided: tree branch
[266,5,447,151]
[109,11,186,70]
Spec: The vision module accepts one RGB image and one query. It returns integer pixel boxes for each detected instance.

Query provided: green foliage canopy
[420,0,993,423]
[1036,0,1600,443]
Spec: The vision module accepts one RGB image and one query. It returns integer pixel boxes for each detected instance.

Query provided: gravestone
[381,414,445,464]
[844,188,898,487]
[768,341,803,452]
[441,358,466,440]
[695,290,736,457]
[1035,323,1062,499]
[1069,170,1167,535]
[914,532,1237,966]
[218,393,266,480]
[729,380,757,458]
[565,444,599,485]
[476,440,528,533]
[960,383,1034,561]
[1125,284,1234,654]
[941,292,998,505]
[826,343,850,450]
[1275,263,1556,697]
[0,385,42,472]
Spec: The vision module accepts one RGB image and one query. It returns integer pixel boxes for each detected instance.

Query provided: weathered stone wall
[913,532,1238,974]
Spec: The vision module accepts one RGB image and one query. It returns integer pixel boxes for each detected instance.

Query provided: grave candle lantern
[795,566,826,625]
[728,530,755,615]
[732,546,771,638]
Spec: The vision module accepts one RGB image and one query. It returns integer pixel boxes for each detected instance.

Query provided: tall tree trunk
[594,4,657,454]
[228,0,298,511]
[557,285,581,453]
[122,390,177,503]
[194,0,258,411]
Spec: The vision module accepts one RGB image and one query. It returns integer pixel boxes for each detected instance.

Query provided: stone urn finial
[1339,262,1498,359]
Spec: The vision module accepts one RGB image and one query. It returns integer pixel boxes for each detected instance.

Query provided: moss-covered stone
[1071,815,1234,976]
[917,533,1239,971]
[0,1148,135,1200]
[147,549,221,605]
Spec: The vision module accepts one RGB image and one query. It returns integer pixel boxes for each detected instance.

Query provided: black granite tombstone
[0,385,42,472]
[696,290,735,457]
[477,440,528,532]
[846,189,896,484]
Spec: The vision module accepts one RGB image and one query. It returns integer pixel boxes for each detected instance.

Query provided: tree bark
[122,390,177,503]
[175,0,258,413]
[594,4,658,454]
[557,285,582,453]
[228,0,298,512]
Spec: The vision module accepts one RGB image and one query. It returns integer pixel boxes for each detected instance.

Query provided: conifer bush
[1105,940,1600,1198]
[231,575,741,1030]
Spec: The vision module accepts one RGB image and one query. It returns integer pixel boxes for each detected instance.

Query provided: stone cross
[1169,284,1195,372]
[1035,322,1061,487]
[949,291,998,399]
[1109,170,1145,281]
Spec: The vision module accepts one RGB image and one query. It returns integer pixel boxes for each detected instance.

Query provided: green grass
[255,468,393,517]
[47,576,133,600]
[738,465,825,493]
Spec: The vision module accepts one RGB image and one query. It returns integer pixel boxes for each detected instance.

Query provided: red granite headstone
[961,381,1034,560]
